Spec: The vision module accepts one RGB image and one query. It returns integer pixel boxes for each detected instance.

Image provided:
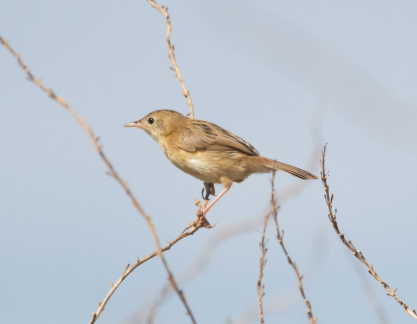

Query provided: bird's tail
[250,156,318,180]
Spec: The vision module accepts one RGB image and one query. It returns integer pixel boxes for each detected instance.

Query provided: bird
[124,109,317,222]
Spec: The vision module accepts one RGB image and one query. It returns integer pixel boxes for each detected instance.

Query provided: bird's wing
[176,120,260,156]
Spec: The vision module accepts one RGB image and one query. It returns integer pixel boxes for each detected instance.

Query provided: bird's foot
[202,182,216,200]
[195,204,214,229]
[198,215,214,229]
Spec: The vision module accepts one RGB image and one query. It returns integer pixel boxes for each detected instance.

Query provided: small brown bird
[124,110,317,219]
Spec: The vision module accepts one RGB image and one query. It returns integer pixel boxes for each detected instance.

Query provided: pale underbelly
[167,150,250,184]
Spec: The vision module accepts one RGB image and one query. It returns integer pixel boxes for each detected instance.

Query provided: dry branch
[0,36,198,324]
[144,161,322,321]
[147,0,195,119]
[90,223,203,324]
[321,144,417,321]
[144,212,268,321]
[257,201,272,324]
[270,173,317,324]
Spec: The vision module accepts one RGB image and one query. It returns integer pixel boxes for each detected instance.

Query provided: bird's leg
[202,178,233,217]
[202,186,230,217]
[197,180,231,228]
[202,182,215,209]
[196,182,216,228]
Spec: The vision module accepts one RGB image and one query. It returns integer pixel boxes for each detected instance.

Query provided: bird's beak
[123,121,144,129]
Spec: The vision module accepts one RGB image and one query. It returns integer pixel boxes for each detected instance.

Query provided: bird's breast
[164,147,253,184]
[165,149,219,183]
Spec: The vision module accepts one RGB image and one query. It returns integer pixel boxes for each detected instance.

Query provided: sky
[1,1,417,323]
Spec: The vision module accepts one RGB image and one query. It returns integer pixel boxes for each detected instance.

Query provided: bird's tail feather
[251,156,318,180]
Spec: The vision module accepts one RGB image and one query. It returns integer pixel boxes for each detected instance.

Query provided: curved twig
[270,173,317,324]
[257,203,272,324]
[321,144,417,321]
[90,223,203,324]
[147,0,195,119]
[0,36,198,324]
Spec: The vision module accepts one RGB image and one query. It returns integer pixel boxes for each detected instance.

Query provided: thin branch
[270,174,317,324]
[143,212,268,322]
[0,36,198,324]
[91,222,203,324]
[147,0,195,119]
[257,197,272,324]
[321,144,417,321]
[144,157,324,322]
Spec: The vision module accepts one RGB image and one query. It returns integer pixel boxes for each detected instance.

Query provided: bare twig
[144,156,323,322]
[147,0,195,119]
[0,36,198,324]
[143,212,267,322]
[91,223,203,324]
[270,174,317,324]
[321,144,417,321]
[257,199,272,324]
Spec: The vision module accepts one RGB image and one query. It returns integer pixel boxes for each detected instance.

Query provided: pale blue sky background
[1,1,417,323]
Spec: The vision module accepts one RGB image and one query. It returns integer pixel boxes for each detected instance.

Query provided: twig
[270,173,317,324]
[144,212,267,322]
[257,197,272,324]
[91,223,203,324]
[321,144,417,321]
[0,36,198,324]
[147,0,195,119]
[145,160,323,322]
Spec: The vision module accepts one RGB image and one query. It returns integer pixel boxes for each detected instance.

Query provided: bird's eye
[148,117,154,125]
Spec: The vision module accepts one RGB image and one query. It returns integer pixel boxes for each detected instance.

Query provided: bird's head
[124,109,184,142]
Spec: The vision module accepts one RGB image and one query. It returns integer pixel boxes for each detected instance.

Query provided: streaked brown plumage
[124,110,317,218]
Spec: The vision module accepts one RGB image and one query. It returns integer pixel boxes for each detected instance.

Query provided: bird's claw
[201,188,210,200]
[197,215,215,229]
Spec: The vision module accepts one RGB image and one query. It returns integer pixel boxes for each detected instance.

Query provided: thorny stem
[257,201,271,324]
[321,144,417,321]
